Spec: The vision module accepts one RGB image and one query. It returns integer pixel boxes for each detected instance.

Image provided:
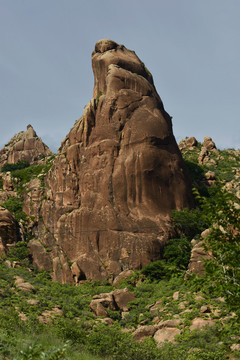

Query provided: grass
[0,258,238,359]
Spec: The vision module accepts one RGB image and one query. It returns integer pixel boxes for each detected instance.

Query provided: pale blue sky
[0,0,240,152]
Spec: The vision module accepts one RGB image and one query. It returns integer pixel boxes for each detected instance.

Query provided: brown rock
[149,300,165,315]
[31,39,194,282]
[186,230,213,276]
[179,137,198,150]
[27,299,39,306]
[189,317,215,331]
[19,312,28,321]
[198,147,209,164]
[98,317,114,326]
[205,171,216,186]
[92,292,117,311]
[2,172,14,191]
[90,299,108,317]
[154,327,181,345]
[230,344,240,352]
[112,269,134,286]
[157,319,181,329]
[200,305,210,313]
[28,239,52,271]
[111,288,136,311]
[205,171,215,180]
[203,136,216,150]
[0,125,53,167]
[16,282,35,292]
[172,291,179,300]
[133,325,156,341]
[185,137,198,148]
[0,207,20,255]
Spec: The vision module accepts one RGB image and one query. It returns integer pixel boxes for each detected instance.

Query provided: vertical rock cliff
[30,39,193,283]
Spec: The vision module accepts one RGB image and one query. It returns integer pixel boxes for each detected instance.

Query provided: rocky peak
[31,39,194,283]
[92,39,154,98]
[0,125,53,167]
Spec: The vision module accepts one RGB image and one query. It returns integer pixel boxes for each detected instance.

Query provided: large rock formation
[32,39,193,282]
[0,125,52,167]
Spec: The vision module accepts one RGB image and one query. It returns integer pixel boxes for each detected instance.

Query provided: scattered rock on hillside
[205,171,216,186]
[185,229,213,277]
[133,325,156,341]
[0,124,53,167]
[112,269,134,286]
[154,327,181,345]
[157,319,182,329]
[189,318,215,331]
[14,276,35,292]
[90,288,135,316]
[203,136,216,151]
[178,137,198,150]
[111,288,136,311]
[34,39,194,282]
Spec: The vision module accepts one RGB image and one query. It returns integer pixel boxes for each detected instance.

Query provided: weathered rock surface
[154,327,181,345]
[32,39,193,282]
[189,317,215,331]
[133,325,156,341]
[178,137,198,150]
[186,229,213,276]
[90,288,135,316]
[0,206,20,255]
[112,269,134,286]
[0,124,52,167]
[14,276,35,292]
[203,136,216,151]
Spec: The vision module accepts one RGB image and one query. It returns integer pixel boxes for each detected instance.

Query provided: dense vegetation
[0,143,240,359]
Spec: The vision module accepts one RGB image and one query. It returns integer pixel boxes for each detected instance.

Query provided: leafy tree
[196,188,240,310]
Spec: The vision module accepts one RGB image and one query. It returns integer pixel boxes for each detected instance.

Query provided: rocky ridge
[0,124,52,167]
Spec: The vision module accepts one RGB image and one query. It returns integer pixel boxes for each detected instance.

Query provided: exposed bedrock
[33,39,193,282]
[0,125,53,167]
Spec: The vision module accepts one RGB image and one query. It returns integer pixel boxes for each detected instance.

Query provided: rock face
[0,206,20,255]
[0,125,52,167]
[186,229,213,277]
[33,39,193,282]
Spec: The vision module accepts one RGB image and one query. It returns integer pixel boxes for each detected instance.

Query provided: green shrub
[163,237,191,269]
[1,160,30,172]
[198,189,240,310]
[86,322,159,360]
[0,196,27,222]
[172,207,209,239]
[141,259,173,281]
[7,241,31,263]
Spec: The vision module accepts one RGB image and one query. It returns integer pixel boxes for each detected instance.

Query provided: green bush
[86,322,159,360]
[7,241,31,263]
[172,207,209,239]
[163,237,191,269]
[198,189,240,310]
[141,259,173,281]
[1,160,30,172]
[0,196,27,222]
